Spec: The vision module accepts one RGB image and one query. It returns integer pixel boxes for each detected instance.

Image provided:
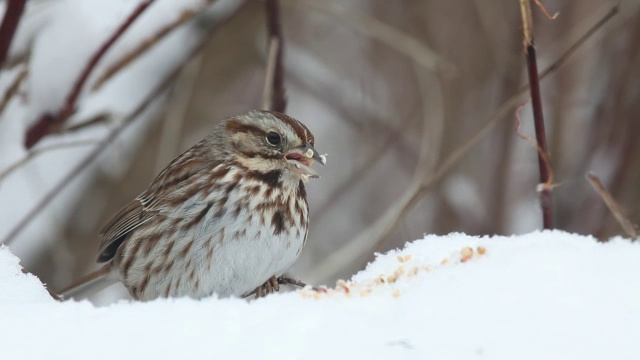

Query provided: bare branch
[519,0,554,229]
[586,172,637,240]
[262,38,280,111]
[60,113,110,133]
[262,0,286,112]
[91,1,215,92]
[0,66,26,115]
[0,139,99,182]
[0,0,26,69]
[24,0,156,149]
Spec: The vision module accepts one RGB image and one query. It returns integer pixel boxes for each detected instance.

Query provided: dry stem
[519,0,554,229]
[586,172,637,240]
[0,140,99,182]
[91,1,215,92]
[263,0,286,113]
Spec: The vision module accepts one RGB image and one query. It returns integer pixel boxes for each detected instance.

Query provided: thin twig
[91,1,215,92]
[519,0,554,229]
[0,66,27,115]
[586,172,637,240]
[306,5,619,282]
[24,0,156,149]
[533,0,559,20]
[0,0,26,69]
[60,113,110,133]
[262,38,280,110]
[0,140,99,182]
[263,0,286,112]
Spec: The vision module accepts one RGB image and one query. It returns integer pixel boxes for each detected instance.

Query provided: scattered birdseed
[461,246,474,262]
[300,245,486,300]
[408,267,419,277]
[336,279,350,293]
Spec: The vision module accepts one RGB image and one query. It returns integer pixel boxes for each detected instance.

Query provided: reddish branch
[519,0,554,229]
[0,0,26,69]
[515,101,554,191]
[264,0,286,113]
[24,0,156,149]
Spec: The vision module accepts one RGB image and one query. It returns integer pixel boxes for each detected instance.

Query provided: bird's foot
[245,276,325,299]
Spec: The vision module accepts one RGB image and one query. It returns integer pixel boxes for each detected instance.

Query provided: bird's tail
[57,264,116,300]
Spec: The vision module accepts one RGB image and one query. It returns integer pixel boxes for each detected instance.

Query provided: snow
[1,231,639,359]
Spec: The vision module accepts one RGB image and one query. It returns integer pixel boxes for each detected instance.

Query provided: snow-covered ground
[1,231,639,359]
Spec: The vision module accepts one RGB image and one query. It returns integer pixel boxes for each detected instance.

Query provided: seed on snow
[461,246,473,262]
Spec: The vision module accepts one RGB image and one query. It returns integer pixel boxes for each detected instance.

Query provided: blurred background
[0,0,637,304]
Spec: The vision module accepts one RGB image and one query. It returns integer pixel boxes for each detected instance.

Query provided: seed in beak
[305,148,314,159]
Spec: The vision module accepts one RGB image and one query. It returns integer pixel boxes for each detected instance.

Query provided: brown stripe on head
[269,111,315,146]
[225,118,267,138]
[226,110,315,146]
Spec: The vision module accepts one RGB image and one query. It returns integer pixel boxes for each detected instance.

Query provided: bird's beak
[285,143,326,179]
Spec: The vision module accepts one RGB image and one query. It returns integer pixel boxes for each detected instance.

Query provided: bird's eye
[266,131,281,146]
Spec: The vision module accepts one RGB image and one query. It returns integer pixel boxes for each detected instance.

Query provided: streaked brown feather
[97,199,159,262]
[97,147,216,263]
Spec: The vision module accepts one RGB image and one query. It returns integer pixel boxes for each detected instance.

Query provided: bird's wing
[97,199,159,263]
[96,153,217,263]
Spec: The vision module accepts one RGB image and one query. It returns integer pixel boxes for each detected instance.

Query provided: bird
[59,110,325,301]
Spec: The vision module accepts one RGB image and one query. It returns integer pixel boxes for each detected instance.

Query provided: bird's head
[219,110,325,183]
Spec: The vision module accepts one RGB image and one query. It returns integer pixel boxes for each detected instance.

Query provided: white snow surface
[1,231,639,359]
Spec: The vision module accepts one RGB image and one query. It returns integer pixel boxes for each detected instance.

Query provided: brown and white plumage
[60,110,324,301]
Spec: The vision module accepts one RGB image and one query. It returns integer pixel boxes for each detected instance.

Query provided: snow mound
[0,245,53,304]
[1,231,639,360]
